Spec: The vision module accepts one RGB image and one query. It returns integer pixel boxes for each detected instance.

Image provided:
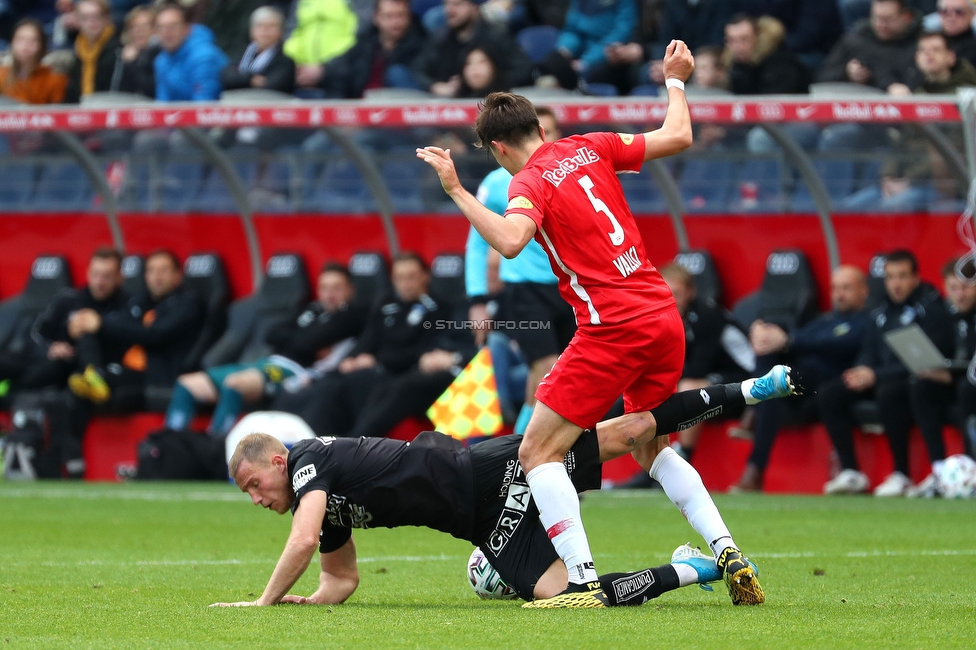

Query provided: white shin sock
[650,447,736,558]
[525,462,598,584]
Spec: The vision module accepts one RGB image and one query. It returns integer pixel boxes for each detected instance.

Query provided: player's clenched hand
[662,39,694,83]
[416,146,462,196]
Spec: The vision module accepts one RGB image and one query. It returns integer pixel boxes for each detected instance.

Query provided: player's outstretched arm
[416,146,536,258]
[211,490,328,607]
[641,40,695,162]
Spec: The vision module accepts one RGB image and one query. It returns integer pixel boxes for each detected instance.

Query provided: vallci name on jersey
[541,147,600,187]
[613,245,642,278]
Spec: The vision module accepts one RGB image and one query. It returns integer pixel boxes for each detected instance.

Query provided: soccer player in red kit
[418,40,769,608]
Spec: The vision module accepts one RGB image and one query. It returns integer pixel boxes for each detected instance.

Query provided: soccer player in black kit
[210,367,799,608]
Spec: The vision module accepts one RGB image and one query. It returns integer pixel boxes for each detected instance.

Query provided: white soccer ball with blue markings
[467,547,518,600]
[938,454,976,499]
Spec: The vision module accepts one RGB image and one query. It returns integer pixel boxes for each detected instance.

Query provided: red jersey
[504,132,674,327]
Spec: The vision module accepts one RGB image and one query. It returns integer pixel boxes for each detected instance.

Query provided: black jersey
[287,431,476,553]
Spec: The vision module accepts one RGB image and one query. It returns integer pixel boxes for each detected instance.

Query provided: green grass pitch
[1,482,975,649]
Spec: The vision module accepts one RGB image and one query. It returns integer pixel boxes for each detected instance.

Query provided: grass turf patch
[1,482,974,649]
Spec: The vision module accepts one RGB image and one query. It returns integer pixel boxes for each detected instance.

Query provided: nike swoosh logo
[796,105,817,119]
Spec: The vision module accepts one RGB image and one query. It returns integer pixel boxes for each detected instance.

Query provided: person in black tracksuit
[22,249,128,391]
[818,251,953,496]
[67,251,203,401]
[908,259,976,468]
[733,265,870,491]
[274,253,475,438]
[320,0,425,99]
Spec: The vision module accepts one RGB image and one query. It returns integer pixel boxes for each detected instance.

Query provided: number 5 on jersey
[578,174,624,246]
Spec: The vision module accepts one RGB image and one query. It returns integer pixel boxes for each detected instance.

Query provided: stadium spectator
[648,0,734,85]
[0,249,123,394]
[64,0,122,103]
[164,264,365,438]
[658,263,755,463]
[535,0,638,90]
[153,3,228,102]
[736,0,843,70]
[934,0,976,67]
[199,0,263,57]
[838,0,936,30]
[731,265,870,493]
[274,253,473,440]
[0,18,67,105]
[319,0,424,99]
[820,250,953,497]
[109,0,145,25]
[689,44,727,89]
[581,0,664,95]
[66,250,203,404]
[409,0,533,97]
[465,107,570,435]
[21,248,128,477]
[116,5,158,98]
[458,44,511,97]
[903,30,976,92]
[221,6,295,94]
[286,0,359,89]
[905,258,976,494]
[817,0,922,92]
[724,14,810,94]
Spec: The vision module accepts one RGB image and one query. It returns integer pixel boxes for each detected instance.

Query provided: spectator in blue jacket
[538,0,638,89]
[153,3,228,101]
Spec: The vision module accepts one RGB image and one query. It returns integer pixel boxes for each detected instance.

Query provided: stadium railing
[0,91,972,292]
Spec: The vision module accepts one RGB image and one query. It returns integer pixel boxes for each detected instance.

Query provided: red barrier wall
[2,211,960,302]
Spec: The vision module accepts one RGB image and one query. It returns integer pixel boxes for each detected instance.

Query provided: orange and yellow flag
[427,348,503,440]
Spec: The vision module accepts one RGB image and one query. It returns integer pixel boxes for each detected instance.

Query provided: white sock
[672,563,700,587]
[525,462,598,585]
[741,378,759,405]
[650,447,736,558]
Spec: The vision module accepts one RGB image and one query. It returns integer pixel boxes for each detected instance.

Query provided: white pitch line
[3,554,467,569]
[6,549,976,569]
[0,488,245,502]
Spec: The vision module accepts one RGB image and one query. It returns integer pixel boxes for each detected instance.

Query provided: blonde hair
[228,433,288,479]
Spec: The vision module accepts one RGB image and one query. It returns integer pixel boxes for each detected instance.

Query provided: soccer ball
[937,454,976,499]
[466,547,518,600]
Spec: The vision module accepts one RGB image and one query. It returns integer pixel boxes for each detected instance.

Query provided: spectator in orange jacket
[0,18,67,104]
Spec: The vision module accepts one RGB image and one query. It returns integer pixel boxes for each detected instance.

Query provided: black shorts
[500,282,576,365]
[467,431,602,600]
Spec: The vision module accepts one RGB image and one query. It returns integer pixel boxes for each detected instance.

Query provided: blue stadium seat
[32,161,93,211]
[516,26,560,63]
[307,159,375,213]
[629,84,659,96]
[0,162,36,209]
[191,162,258,212]
[791,159,855,212]
[734,157,785,212]
[160,161,204,212]
[617,172,664,213]
[678,158,735,212]
[381,160,425,213]
[584,83,618,97]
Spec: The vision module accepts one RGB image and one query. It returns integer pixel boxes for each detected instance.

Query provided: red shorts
[534,308,685,429]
